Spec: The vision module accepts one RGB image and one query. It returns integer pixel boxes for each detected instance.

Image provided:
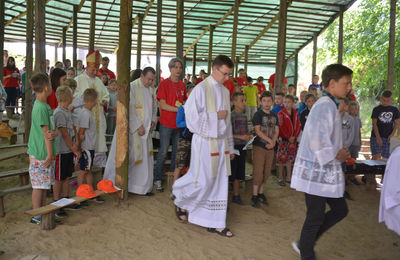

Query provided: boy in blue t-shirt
[27,73,58,224]
[271,92,285,114]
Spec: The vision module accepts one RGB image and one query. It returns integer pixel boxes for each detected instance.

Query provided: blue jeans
[154,124,180,182]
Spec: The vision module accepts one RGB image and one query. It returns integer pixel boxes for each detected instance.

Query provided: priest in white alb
[172,55,235,238]
[104,67,157,195]
[75,50,110,167]
[379,135,400,236]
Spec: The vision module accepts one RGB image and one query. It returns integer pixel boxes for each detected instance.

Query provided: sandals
[174,205,187,222]
[207,227,234,238]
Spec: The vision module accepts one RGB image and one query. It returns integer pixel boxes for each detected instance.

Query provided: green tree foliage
[318,0,400,101]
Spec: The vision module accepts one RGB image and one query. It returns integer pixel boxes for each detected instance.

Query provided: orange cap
[76,184,99,199]
[97,179,118,193]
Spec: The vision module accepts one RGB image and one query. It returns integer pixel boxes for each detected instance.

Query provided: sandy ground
[1,152,399,260]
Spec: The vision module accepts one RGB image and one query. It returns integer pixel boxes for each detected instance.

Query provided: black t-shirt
[300,108,310,131]
[252,110,279,150]
[370,105,400,138]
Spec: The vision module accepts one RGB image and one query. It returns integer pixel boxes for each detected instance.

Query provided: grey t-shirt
[107,89,118,117]
[54,107,74,154]
[79,107,96,150]
[231,110,248,145]
[351,115,362,147]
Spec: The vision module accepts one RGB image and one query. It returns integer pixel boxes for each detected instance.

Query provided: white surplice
[75,72,110,156]
[379,146,400,235]
[103,79,157,194]
[172,76,234,229]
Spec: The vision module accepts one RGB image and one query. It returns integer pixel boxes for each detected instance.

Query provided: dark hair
[309,86,317,92]
[305,93,316,102]
[102,56,110,62]
[30,72,50,93]
[247,76,253,83]
[238,68,245,73]
[275,92,285,97]
[338,97,350,105]
[232,92,245,101]
[257,76,264,82]
[6,56,16,70]
[50,68,66,91]
[382,90,393,98]
[288,84,295,88]
[130,69,142,82]
[212,55,234,69]
[142,67,156,76]
[260,91,273,101]
[321,64,353,89]
[284,94,295,102]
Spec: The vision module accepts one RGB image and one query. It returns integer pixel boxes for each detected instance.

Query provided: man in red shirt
[98,56,116,80]
[234,68,248,91]
[223,77,237,101]
[254,76,266,96]
[195,69,206,85]
[268,73,288,93]
[154,57,187,192]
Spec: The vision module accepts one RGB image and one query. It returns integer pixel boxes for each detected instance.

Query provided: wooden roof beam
[183,0,245,57]
[57,0,85,47]
[5,0,51,27]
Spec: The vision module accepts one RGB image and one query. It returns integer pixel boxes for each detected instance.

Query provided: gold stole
[204,76,231,178]
[132,79,154,165]
[89,82,101,133]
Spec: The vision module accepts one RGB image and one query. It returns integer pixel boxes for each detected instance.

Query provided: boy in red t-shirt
[155,57,187,192]
[234,68,248,91]
[254,76,266,96]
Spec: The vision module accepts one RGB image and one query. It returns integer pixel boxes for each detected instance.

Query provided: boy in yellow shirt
[243,77,259,121]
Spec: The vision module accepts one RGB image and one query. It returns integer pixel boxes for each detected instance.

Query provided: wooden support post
[192,44,197,78]
[176,0,184,78]
[136,13,143,69]
[274,0,288,93]
[231,0,239,75]
[387,0,396,92]
[54,44,58,64]
[338,5,344,65]
[207,25,214,75]
[312,32,317,79]
[40,212,56,230]
[89,0,96,52]
[62,27,67,64]
[235,56,239,78]
[73,5,78,68]
[156,0,162,87]
[0,0,4,81]
[25,0,34,143]
[115,0,132,200]
[35,0,46,73]
[244,45,249,73]
[294,53,298,89]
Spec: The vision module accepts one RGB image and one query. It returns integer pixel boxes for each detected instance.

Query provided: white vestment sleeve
[185,85,218,138]
[308,104,339,166]
[384,148,400,210]
[129,86,143,134]
[151,88,158,123]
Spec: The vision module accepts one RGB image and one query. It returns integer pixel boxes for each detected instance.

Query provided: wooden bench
[0,168,29,185]
[0,146,27,161]
[24,189,121,230]
[0,184,32,217]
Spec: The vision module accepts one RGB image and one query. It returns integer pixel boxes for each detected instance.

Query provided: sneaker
[64,204,82,211]
[94,196,105,203]
[30,216,41,224]
[377,183,383,189]
[55,217,64,224]
[257,193,269,205]
[232,195,244,205]
[291,241,300,255]
[79,201,89,207]
[154,180,164,192]
[251,195,259,208]
[278,180,286,186]
[55,208,67,218]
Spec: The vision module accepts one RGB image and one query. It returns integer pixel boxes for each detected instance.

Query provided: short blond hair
[55,85,72,102]
[83,88,98,103]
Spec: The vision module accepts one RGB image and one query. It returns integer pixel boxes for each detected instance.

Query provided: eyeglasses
[216,67,232,77]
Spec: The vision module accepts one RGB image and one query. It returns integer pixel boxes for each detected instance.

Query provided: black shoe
[55,208,67,218]
[257,193,269,205]
[251,195,260,208]
[64,204,82,211]
[145,192,154,196]
[79,201,89,207]
[94,196,105,203]
[232,195,244,205]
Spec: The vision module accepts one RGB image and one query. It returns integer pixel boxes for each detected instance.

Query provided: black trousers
[5,87,17,107]
[299,193,348,260]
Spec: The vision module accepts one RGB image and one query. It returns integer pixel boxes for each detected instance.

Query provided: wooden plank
[207,25,214,75]
[5,0,51,27]
[73,4,78,68]
[176,0,184,63]
[192,44,197,77]
[0,144,27,149]
[0,146,27,161]
[0,168,29,179]
[25,0,34,143]
[312,32,317,79]
[274,0,288,93]
[231,0,239,67]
